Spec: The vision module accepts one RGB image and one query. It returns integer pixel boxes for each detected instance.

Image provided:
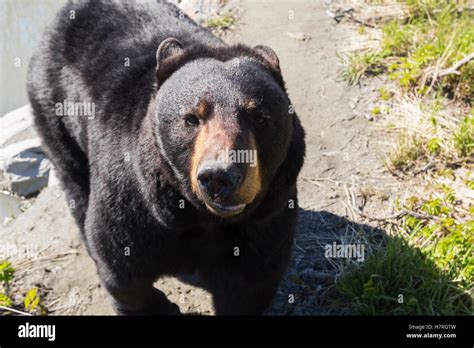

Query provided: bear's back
[40,0,222,98]
[27,0,224,157]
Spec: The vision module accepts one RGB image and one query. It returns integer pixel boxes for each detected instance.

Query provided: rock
[4,145,52,197]
[1,105,52,196]
[0,192,22,225]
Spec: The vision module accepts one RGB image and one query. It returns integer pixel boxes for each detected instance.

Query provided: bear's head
[150,38,295,219]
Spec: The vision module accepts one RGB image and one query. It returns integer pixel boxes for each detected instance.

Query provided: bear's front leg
[210,275,281,315]
[201,245,291,315]
[103,278,181,315]
[202,211,295,315]
[84,201,180,315]
[89,246,181,315]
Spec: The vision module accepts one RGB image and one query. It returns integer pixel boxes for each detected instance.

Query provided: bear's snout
[189,115,263,217]
[196,161,247,217]
[197,161,243,200]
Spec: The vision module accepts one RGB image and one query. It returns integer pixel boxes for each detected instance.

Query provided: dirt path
[1,0,400,315]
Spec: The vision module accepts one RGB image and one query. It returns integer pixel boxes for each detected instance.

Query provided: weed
[342,51,386,85]
[426,137,441,154]
[381,20,413,57]
[379,87,392,101]
[0,260,46,315]
[386,96,472,172]
[371,106,381,116]
[205,13,235,31]
[388,132,427,172]
[457,62,474,101]
[453,113,474,157]
[0,261,15,284]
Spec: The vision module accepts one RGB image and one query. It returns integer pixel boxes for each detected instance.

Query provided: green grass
[385,103,473,173]
[330,188,473,315]
[384,2,474,99]
[343,1,474,100]
[333,237,471,315]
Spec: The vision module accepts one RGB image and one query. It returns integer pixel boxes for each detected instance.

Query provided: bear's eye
[184,114,199,126]
[255,114,268,126]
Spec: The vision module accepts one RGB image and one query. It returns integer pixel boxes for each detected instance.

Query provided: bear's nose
[197,162,242,200]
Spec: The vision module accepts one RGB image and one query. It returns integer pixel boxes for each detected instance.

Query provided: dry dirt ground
[1,0,403,315]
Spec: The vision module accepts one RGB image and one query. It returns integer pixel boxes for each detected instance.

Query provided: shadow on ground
[266,208,472,315]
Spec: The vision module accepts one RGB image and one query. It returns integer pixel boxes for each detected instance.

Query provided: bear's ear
[156,38,184,83]
[253,45,280,73]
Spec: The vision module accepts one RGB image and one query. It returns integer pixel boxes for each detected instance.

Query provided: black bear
[27,0,305,315]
